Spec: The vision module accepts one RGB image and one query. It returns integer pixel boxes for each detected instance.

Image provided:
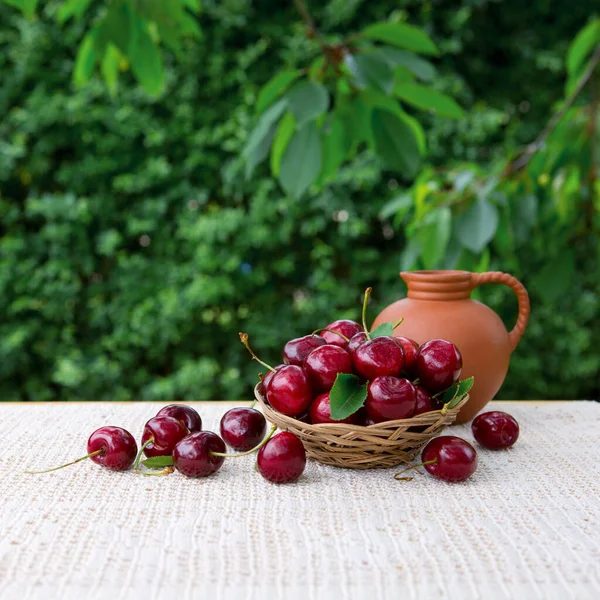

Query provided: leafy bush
[0,1,598,401]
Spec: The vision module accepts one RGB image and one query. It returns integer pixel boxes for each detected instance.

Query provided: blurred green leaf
[318,115,349,184]
[4,0,37,19]
[455,198,499,253]
[285,81,329,128]
[371,108,421,177]
[394,83,464,118]
[243,99,287,163]
[362,22,439,56]
[344,53,394,94]
[278,121,321,198]
[379,194,413,220]
[418,206,451,269]
[129,18,164,95]
[566,18,600,76]
[101,43,121,96]
[73,30,99,87]
[57,0,93,23]
[376,47,437,81]
[270,112,295,177]
[533,250,576,301]
[256,70,301,115]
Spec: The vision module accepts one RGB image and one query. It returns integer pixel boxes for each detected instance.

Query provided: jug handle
[471,271,530,352]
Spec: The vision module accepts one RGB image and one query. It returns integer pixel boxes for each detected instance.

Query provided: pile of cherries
[26,403,307,484]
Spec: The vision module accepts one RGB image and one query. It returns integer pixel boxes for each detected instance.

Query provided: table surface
[1,400,599,600]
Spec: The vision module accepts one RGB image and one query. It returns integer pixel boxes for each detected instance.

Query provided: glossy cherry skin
[220,407,267,451]
[87,426,138,471]
[366,376,416,423]
[395,337,419,378]
[157,404,202,433]
[141,416,189,458]
[422,436,477,482]
[347,331,368,355]
[262,364,285,394]
[173,431,226,478]
[320,319,363,348]
[257,432,306,483]
[304,344,353,393]
[472,411,520,450]
[283,335,326,366]
[415,339,463,393]
[414,385,442,415]
[353,336,405,380]
[309,392,358,425]
[266,365,312,416]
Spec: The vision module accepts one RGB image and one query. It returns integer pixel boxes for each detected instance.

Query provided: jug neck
[400,270,474,301]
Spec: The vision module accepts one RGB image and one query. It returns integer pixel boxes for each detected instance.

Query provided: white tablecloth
[1,401,599,600]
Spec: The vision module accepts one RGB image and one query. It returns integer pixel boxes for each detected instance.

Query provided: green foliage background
[1,0,598,401]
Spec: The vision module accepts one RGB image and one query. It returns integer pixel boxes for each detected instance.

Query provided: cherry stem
[239,332,275,372]
[393,459,437,482]
[392,318,404,330]
[249,399,257,409]
[211,423,277,458]
[362,287,372,339]
[133,438,174,476]
[412,378,421,385]
[311,328,350,343]
[25,449,103,475]
[133,438,153,473]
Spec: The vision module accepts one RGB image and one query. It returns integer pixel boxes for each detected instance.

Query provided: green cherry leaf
[370,322,394,338]
[142,456,174,469]
[442,376,475,409]
[329,373,368,421]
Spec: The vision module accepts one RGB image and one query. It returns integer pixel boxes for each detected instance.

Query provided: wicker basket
[254,383,469,469]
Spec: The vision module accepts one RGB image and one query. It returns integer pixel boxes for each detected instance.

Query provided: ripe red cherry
[472,411,519,449]
[266,365,312,416]
[353,336,405,380]
[157,404,202,432]
[262,364,285,394]
[395,337,419,377]
[320,319,363,347]
[26,426,138,475]
[414,385,442,415]
[257,432,306,483]
[141,416,189,458]
[347,331,368,354]
[220,407,267,451]
[415,339,462,392]
[365,376,416,423]
[304,344,353,392]
[173,431,226,477]
[309,392,358,425]
[283,335,326,366]
[422,436,477,482]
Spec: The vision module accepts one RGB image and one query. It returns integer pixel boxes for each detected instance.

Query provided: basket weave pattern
[255,384,469,469]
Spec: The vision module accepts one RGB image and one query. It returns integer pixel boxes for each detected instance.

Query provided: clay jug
[372,270,530,424]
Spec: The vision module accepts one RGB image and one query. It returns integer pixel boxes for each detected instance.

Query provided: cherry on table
[472,411,519,449]
[25,426,138,474]
[353,336,405,380]
[141,416,189,458]
[415,339,462,393]
[157,404,202,433]
[283,335,326,366]
[304,344,353,393]
[173,431,226,477]
[309,392,358,425]
[257,431,307,483]
[365,376,416,423]
[320,319,363,348]
[220,407,267,451]
[420,435,477,482]
[394,337,419,378]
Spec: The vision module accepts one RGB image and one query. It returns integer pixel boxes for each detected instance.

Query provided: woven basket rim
[253,383,469,430]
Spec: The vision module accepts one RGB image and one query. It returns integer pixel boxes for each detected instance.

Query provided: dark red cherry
[309,392,358,425]
[266,365,312,416]
[220,407,267,451]
[157,404,202,432]
[262,364,285,394]
[366,376,416,423]
[257,431,306,483]
[422,436,477,482]
[141,416,189,458]
[414,385,442,415]
[87,427,138,471]
[472,411,519,450]
[173,431,226,478]
[283,335,326,366]
[395,337,419,377]
[415,339,462,392]
[304,344,353,393]
[347,331,368,354]
[353,336,405,380]
[320,319,363,347]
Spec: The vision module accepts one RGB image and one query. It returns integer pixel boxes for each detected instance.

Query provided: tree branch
[292,0,317,36]
[505,44,600,175]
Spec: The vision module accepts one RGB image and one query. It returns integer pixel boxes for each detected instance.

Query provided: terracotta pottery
[372,270,530,424]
